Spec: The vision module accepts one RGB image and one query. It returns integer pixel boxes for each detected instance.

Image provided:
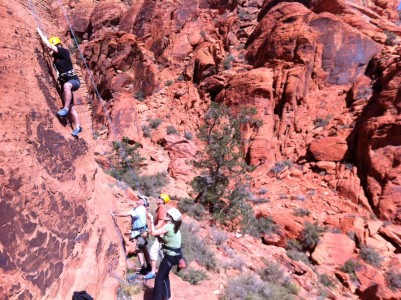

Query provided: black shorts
[130,235,148,248]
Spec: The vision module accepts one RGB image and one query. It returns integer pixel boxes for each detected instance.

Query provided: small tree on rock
[191,102,261,229]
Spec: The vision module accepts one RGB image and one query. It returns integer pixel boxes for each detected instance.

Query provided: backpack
[72,291,94,300]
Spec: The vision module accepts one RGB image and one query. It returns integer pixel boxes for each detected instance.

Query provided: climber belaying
[36,28,82,137]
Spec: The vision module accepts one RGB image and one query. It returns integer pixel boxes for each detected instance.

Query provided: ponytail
[173,220,182,233]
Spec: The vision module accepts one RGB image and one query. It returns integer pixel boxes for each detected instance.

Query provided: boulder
[310,136,348,161]
[311,233,355,266]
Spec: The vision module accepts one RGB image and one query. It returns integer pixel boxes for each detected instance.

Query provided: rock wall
[0,0,124,298]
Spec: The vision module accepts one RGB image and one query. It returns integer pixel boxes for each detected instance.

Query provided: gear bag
[72,291,94,300]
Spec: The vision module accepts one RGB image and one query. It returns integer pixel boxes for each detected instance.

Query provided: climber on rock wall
[36,28,82,137]
[112,194,152,276]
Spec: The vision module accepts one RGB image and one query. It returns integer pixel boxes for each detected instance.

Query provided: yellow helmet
[159,193,170,204]
[49,36,61,46]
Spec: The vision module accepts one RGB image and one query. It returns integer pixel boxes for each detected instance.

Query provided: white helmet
[167,208,182,221]
[138,195,149,207]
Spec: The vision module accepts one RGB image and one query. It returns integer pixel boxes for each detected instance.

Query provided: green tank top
[162,223,181,256]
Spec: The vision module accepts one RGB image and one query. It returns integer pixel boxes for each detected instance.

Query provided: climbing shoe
[139,265,152,275]
[143,272,156,280]
[71,126,82,137]
[56,108,69,117]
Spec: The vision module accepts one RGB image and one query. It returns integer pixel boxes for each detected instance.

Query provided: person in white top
[113,195,152,274]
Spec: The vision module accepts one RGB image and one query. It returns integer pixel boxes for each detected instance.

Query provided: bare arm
[37,28,58,53]
[147,213,168,236]
[112,211,131,218]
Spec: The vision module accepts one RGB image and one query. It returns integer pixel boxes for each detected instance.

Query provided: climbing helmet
[167,208,181,222]
[159,193,170,204]
[138,195,149,207]
[49,36,61,46]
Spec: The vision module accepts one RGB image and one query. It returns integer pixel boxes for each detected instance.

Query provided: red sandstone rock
[310,136,349,161]
[356,263,386,294]
[311,233,355,266]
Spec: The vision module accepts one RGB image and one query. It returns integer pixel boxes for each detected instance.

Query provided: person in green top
[147,208,182,300]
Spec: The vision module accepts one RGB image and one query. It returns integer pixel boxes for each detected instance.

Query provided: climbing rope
[54,0,144,194]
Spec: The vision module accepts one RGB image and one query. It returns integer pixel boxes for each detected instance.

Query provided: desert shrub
[220,273,296,300]
[210,227,228,246]
[178,198,205,221]
[184,131,193,140]
[300,222,325,251]
[270,160,293,174]
[108,137,145,183]
[177,74,185,82]
[149,118,162,129]
[314,115,332,128]
[260,261,285,284]
[294,194,307,201]
[119,284,142,297]
[165,79,174,86]
[177,268,208,285]
[359,245,383,268]
[287,250,310,265]
[134,90,145,101]
[166,125,178,135]
[259,188,269,194]
[384,30,397,45]
[286,239,310,264]
[137,172,169,197]
[142,124,151,138]
[386,269,401,291]
[340,259,361,274]
[319,273,335,287]
[222,255,245,271]
[180,222,217,271]
[223,54,235,70]
[293,208,310,217]
[246,216,279,237]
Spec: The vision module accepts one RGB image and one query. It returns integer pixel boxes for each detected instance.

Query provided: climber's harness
[59,70,77,78]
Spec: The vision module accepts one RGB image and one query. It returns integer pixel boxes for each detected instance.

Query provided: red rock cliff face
[0,0,125,299]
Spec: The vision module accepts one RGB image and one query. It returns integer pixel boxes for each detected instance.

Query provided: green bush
[287,250,310,265]
[300,222,325,251]
[211,227,228,246]
[178,198,205,221]
[165,79,174,86]
[177,268,208,285]
[180,222,217,271]
[384,30,397,45]
[166,125,178,135]
[314,115,332,128]
[340,259,361,274]
[134,90,145,101]
[293,208,310,217]
[359,245,383,268]
[386,269,401,291]
[184,131,193,140]
[270,160,293,175]
[137,172,169,197]
[223,54,235,70]
[149,118,162,129]
[246,216,279,237]
[319,273,335,287]
[142,124,151,138]
[220,273,296,300]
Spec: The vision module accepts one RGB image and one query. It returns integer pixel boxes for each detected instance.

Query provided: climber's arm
[37,28,58,53]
